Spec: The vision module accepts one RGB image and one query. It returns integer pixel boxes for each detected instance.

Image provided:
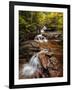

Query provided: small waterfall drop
[22,53,41,78]
[29,53,41,69]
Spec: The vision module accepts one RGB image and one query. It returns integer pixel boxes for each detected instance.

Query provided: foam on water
[22,63,37,77]
[29,53,41,69]
[22,49,49,78]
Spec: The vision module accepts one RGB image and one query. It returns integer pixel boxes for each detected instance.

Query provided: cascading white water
[22,53,41,78]
[34,34,48,43]
[22,49,49,78]
[22,63,37,78]
[29,53,41,69]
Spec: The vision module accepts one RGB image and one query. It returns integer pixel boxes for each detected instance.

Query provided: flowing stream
[22,53,41,78]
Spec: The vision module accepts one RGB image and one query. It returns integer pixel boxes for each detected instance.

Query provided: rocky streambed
[19,39,63,79]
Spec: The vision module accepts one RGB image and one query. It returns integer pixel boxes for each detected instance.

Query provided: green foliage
[19,11,63,42]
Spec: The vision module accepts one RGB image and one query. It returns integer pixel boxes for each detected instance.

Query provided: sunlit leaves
[19,11,63,41]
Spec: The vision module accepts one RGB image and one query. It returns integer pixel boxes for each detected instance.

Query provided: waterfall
[29,53,41,69]
[22,53,41,78]
[34,34,48,43]
[22,49,49,78]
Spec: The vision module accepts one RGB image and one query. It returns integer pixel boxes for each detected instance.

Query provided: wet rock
[19,38,63,79]
[19,40,40,59]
